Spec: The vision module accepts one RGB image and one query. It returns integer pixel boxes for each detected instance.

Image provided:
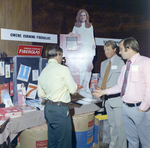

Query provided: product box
[0,107,22,118]
[20,124,48,148]
[72,112,95,148]
[93,115,110,148]
[89,73,99,89]
[26,99,44,110]
[0,116,10,133]
[17,105,36,113]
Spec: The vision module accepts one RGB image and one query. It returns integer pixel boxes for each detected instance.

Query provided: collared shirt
[103,54,117,71]
[110,53,116,64]
[106,53,150,111]
[38,59,77,103]
[103,54,116,68]
[98,54,124,88]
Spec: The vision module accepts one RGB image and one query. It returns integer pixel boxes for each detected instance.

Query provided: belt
[48,100,69,106]
[123,101,141,107]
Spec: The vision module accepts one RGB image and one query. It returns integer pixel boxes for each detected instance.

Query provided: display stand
[13,56,41,104]
[0,56,47,105]
[60,33,95,98]
[0,57,13,84]
[60,34,82,87]
[60,33,81,58]
[0,57,14,104]
[0,55,47,147]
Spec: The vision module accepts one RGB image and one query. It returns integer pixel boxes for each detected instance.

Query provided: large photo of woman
[71,9,96,97]
[60,9,96,98]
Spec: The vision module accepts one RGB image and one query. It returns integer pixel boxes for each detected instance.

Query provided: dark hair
[104,40,117,50]
[120,37,139,52]
[45,45,63,60]
[74,9,92,28]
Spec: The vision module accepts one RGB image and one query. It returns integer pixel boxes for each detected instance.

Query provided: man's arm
[63,67,77,94]
[92,89,107,98]
[37,78,46,99]
[139,59,150,111]
[92,66,124,98]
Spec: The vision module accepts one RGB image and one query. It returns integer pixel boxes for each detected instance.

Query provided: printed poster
[17,64,31,82]
[26,83,37,99]
[0,61,5,76]
[32,70,39,81]
[5,64,10,78]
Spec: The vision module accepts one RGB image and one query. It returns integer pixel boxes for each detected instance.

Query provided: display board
[60,34,94,98]
[0,56,47,105]
[0,57,14,104]
[60,34,81,59]
[40,58,48,71]
[0,57,14,84]
[13,56,41,104]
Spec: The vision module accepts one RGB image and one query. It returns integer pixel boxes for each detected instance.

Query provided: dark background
[32,0,150,73]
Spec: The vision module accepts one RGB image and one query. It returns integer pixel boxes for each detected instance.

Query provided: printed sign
[95,37,121,46]
[17,64,31,82]
[1,28,57,43]
[17,45,43,56]
[0,83,9,103]
[27,83,37,99]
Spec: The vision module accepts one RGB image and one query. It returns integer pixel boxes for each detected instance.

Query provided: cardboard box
[72,112,95,148]
[93,115,110,148]
[20,124,48,148]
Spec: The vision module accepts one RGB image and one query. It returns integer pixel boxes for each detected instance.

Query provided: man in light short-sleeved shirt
[38,45,77,148]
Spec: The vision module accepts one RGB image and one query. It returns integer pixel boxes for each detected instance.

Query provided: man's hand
[92,89,107,98]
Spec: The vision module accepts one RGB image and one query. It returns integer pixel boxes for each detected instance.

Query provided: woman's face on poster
[80,12,86,22]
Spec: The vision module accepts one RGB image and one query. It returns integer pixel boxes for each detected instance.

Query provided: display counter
[0,110,46,145]
[0,95,103,147]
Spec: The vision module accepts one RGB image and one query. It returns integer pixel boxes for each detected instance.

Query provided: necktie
[121,60,131,96]
[101,60,111,90]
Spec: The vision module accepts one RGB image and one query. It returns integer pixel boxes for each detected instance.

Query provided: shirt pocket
[130,71,139,82]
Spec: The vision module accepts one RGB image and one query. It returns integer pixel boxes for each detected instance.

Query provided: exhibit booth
[0,31,110,148]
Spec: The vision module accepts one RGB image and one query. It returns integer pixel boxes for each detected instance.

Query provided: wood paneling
[0,0,32,56]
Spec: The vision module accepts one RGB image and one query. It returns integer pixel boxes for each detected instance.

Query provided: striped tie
[121,60,131,96]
